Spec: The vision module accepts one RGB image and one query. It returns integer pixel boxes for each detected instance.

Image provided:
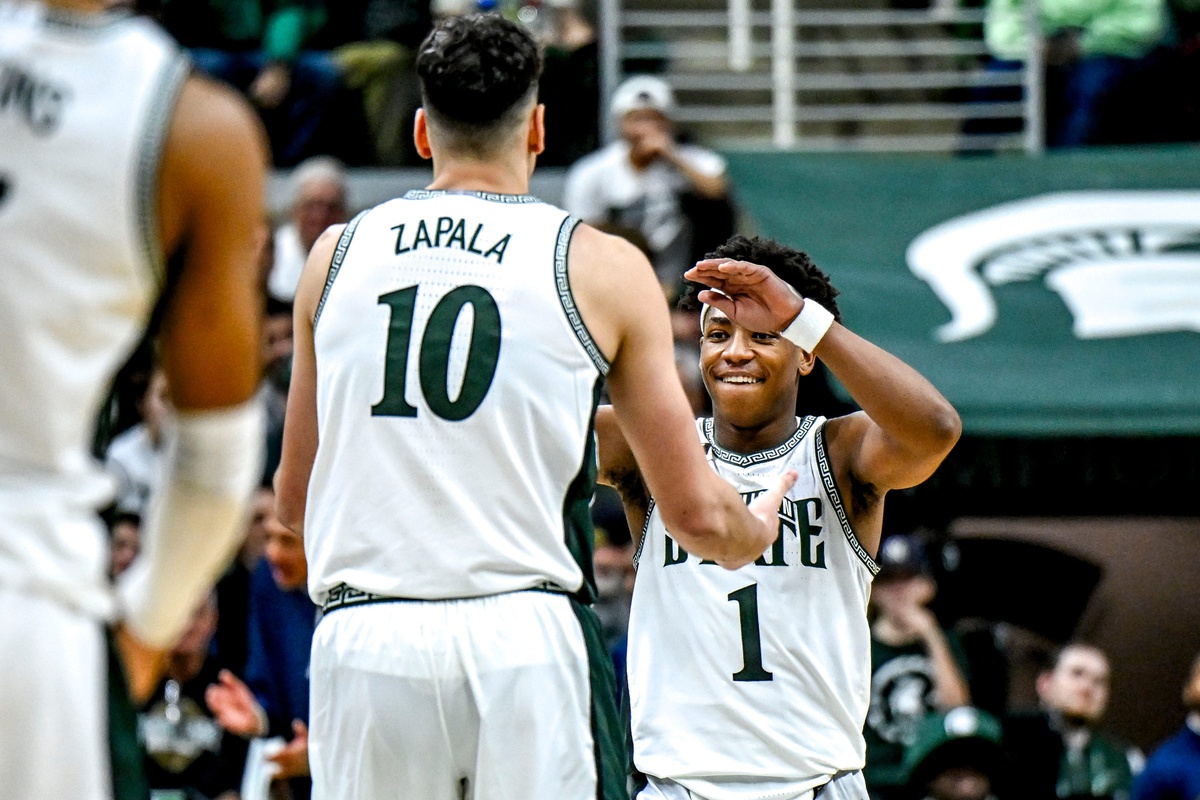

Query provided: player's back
[305,191,606,605]
[0,3,187,613]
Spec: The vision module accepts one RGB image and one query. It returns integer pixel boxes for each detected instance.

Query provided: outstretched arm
[572,231,793,569]
[687,259,961,553]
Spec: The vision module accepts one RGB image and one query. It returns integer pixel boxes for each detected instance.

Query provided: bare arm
[570,227,791,568]
[595,405,651,545]
[157,76,266,410]
[687,259,961,555]
[117,76,268,700]
[275,225,343,534]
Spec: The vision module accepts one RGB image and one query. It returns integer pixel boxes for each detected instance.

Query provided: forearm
[817,323,961,459]
[922,627,971,708]
[117,402,265,647]
[668,154,727,199]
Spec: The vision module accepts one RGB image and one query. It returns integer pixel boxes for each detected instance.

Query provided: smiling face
[700,307,813,431]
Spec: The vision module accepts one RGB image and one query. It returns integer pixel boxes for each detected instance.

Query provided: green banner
[723,146,1200,436]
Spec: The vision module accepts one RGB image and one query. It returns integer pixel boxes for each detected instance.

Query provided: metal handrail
[597,0,1043,153]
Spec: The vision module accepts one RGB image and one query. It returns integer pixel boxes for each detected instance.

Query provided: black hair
[416,14,542,153]
[679,235,842,323]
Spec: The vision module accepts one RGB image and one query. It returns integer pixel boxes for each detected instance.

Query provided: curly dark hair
[679,234,842,323]
[416,14,542,152]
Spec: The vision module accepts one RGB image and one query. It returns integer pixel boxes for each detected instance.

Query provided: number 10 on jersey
[373,284,502,421]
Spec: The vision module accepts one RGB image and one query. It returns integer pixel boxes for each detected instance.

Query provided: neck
[427,152,532,196]
[711,412,798,455]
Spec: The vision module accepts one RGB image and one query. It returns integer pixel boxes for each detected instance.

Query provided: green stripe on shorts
[106,629,150,800]
[570,599,631,800]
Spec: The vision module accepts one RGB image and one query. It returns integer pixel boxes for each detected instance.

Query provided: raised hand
[268,720,311,779]
[205,669,267,737]
[685,259,804,335]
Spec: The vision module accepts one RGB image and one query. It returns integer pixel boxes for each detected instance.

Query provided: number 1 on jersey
[728,583,773,682]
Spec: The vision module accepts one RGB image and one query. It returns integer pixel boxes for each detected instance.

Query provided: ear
[414,108,433,160]
[1035,672,1053,702]
[796,348,817,377]
[529,104,546,155]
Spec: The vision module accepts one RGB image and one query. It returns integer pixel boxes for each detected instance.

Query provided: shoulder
[568,143,624,178]
[166,74,265,167]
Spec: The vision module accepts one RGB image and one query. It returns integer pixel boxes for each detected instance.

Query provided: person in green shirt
[982,0,1166,145]
[866,534,973,800]
[160,0,343,165]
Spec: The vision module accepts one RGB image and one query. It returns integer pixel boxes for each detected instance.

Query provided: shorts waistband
[320,581,572,615]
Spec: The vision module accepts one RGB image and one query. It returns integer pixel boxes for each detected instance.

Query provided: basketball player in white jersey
[0,2,267,798]
[274,14,796,800]
[596,235,962,800]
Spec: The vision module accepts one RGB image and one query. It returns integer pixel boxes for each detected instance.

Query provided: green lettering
[483,233,511,263]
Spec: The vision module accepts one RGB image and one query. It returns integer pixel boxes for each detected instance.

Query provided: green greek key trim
[313,210,368,329]
[814,424,879,576]
[702,415,817,467]
[555,215,609,376]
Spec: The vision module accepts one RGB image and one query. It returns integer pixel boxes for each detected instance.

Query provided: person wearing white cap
[564,74,729,294]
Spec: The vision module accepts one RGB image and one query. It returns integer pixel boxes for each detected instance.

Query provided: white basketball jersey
[305,191,607,605]
[0,4,188,617]
[629,417,879,800]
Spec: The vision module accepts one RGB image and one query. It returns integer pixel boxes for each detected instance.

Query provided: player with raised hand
[274,13,795,800]
[596,235,962,800]
[0,2,267,797]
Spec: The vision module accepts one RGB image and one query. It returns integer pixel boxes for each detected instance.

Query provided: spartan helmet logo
[907,192,1200,342]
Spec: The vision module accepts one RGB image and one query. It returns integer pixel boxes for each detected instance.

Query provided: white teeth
[721,376,761,384]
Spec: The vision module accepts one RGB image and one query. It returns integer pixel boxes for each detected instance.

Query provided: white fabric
[268,222,308,301]
[781,299,835,354]
[0,4,185,617]
[305,191,603,605]
[309,592,596,800]
[638,771,869,800]
[629,417,877,800]
[0,586,109,800]
[117,400,265,647]
[105,422,164,514]
[563,141,725,255]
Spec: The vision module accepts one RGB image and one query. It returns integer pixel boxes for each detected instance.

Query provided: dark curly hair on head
[416,14,542,153]
[680,234,842,323]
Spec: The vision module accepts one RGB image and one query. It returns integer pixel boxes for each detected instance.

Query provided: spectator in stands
[902,707,1006,800]
[214,486,276,677]
[105,369,169,516]
[161,0,343,165]
[866,534,972,800]
[140,594,244,800]
[1004,643,1141,800]
[983,0,1167,146]
[1131,652,1200,800]
[207,491,316,799]
[107,510,141,578]
[563,74,732,298]
[332,0,433,165]
[268,156,349,302]
[538,0,600,166]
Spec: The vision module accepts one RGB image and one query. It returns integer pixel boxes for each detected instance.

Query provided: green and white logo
[907,192,1200,342]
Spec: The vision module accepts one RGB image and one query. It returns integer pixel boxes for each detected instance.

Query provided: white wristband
[780,298,834,353]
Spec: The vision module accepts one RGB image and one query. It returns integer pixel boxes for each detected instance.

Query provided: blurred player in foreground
[0,1,266,797]
[596,235,961,800]
[274,13,794,800]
